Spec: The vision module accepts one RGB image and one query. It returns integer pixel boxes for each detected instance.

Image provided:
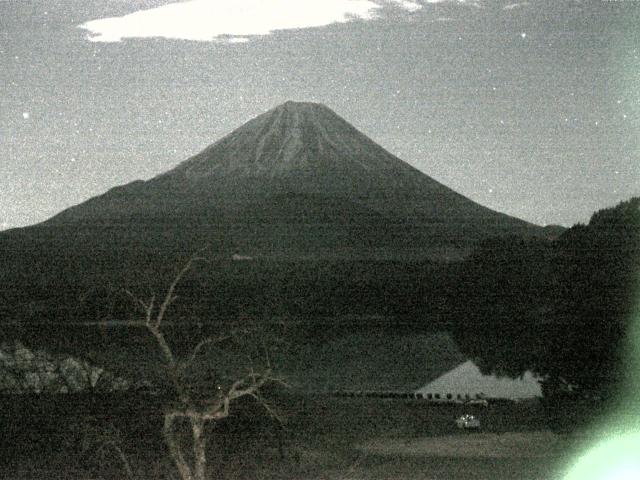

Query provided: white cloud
[388,0,422,12]
[423,0,484,7]
[78,0,422,43]
[423,0,478,3]
[503,2,529,10]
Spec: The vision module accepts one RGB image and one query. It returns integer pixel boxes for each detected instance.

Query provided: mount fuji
[41,101,543,260]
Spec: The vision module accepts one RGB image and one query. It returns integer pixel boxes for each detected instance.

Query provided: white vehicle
[466,398,489,407]
[455,414,480,430]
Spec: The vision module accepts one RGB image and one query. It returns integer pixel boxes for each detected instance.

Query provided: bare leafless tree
[123,254,285,480]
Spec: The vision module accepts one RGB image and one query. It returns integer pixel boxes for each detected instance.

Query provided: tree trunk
[191,416,207,480]
[163,413,194,480]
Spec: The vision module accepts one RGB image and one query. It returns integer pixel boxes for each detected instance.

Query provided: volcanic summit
[41,101,540,259]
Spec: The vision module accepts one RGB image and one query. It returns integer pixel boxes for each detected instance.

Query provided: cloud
[423,0,479,3]
[78,0,422,43]
[388,0,422,11]
[423,0,483,7]
[503,2,529,10]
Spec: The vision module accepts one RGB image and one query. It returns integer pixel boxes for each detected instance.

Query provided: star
[520,33,527,39]
[22,112,30,119]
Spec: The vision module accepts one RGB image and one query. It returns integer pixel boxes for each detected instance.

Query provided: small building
[415,360,542,402]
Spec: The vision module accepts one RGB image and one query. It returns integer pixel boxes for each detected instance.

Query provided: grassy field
[0,393,583,480]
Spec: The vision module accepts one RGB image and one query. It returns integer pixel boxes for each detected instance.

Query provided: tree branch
[156,255,204,329]
[181,335,233,372]
[250,391,284,424]
[96,440,135,480]
[124,289,155,325]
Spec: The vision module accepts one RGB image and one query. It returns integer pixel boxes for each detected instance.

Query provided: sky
[1,0,639,229]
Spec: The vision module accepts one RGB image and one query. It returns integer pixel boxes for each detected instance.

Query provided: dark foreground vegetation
[0,392,578,480]
[0,198,636,478]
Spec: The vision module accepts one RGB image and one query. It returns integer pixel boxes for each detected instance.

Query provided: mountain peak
[263,100,337,131]
[168,100,416,182]
[276,100,327,111]
[270,100,336,118]
[44,101,542,255]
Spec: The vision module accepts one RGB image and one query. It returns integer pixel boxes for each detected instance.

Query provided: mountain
[0,101,554,326]
[42,101,543,260]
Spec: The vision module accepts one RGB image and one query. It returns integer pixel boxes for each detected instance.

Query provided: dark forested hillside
[448,198,640,402]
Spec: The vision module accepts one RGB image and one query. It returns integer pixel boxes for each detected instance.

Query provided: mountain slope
[0,100,559,333]
[42,101,541,259]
